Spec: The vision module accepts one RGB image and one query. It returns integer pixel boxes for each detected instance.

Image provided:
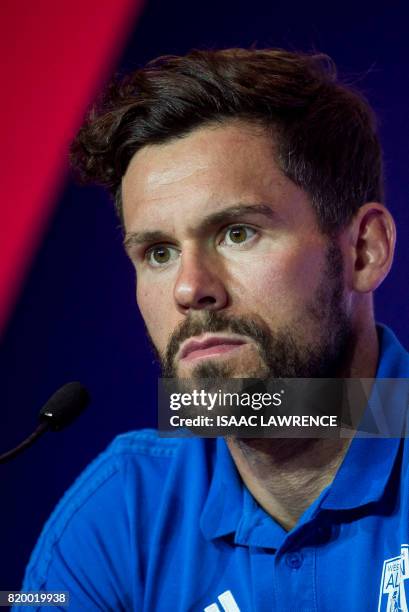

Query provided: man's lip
[179,335,248,361]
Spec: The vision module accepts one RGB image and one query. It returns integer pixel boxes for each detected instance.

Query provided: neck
[227,320,380,531]
[226,437,351,531]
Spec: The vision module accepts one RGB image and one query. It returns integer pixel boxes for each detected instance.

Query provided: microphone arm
[0,382,90,465]
[0,422,49,464]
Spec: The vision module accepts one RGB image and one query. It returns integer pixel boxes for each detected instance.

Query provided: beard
[151,243,354,381]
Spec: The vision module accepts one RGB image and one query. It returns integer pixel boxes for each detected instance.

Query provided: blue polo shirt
[19,325,409,611]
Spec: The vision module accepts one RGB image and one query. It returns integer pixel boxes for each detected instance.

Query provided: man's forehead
[121,122,287,230]
[122,121,275,191]
[123,151,212,200]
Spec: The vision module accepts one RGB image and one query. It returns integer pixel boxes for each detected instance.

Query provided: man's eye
[223,225,256,246]
[146,245,179,267]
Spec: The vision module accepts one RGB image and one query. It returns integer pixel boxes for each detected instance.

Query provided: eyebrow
[123,203,276,253]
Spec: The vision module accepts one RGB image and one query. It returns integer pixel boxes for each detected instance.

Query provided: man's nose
[174,250,228,313]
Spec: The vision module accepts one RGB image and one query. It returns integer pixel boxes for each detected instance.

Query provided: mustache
[163,311,269,370]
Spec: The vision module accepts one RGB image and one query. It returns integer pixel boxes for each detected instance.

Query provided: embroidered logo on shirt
[378,544,409,611]
[204,589,241,612]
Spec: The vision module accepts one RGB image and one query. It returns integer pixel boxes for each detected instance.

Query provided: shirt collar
[200,437,292,548]
[321,324,409,510]
[200,324,409,537]
[200,436,244,541]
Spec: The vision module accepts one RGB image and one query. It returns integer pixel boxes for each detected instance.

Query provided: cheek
[230,248,324,315]
[136,281,170,347]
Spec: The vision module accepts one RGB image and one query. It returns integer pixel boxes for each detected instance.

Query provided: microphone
[0,382,90,464]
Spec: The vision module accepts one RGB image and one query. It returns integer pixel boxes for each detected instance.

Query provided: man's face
[122,121,352,379]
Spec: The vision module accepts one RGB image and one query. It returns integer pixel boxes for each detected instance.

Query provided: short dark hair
[70,48,383,234]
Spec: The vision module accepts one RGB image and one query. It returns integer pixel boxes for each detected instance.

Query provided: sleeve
[14,453,143,612]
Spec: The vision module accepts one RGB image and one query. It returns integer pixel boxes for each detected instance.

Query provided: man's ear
[348,202,396,293]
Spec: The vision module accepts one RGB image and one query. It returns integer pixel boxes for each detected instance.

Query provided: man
[20,49,409,611]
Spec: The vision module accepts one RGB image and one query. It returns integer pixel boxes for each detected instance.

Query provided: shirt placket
[248,544,317,612]
[273,545,317,611]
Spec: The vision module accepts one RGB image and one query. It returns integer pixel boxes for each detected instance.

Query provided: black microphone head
[38,382,90,431]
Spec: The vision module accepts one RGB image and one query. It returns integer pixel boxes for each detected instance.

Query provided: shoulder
[23,429,208,591]
[37,429,185,543]
[108,427,184,458]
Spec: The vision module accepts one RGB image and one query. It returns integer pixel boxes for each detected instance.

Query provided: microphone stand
[0,422,49,464]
